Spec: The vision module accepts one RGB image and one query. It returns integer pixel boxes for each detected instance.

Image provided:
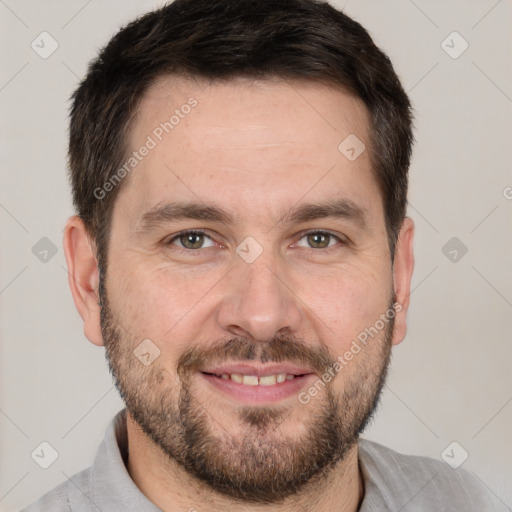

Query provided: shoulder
[20,466,93,512]
[358,438,499,511]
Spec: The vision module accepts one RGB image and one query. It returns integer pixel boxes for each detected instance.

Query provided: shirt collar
[93,408,376,511]
[91,408,162,511]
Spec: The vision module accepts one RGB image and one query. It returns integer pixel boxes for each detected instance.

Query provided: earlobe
[63,216,104,346]
[391,217,415,346]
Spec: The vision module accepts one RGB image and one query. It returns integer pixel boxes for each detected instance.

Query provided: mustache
[177,334,337,378]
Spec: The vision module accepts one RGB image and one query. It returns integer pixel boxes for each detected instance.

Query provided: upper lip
[200,363,315,377]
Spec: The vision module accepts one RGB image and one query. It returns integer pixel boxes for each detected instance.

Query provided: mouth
[202,371,303,386]
[199,363,317,404]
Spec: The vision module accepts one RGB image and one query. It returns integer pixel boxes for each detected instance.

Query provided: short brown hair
[68,0,414,271]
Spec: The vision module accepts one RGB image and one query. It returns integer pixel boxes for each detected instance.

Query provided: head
[64,0,415,504]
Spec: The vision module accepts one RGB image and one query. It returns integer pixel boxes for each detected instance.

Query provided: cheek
[109,246,392,364]
[303,264,392,354]
[109,260,222,356]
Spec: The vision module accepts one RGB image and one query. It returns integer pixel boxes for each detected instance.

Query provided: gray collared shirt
[21,408,500,511]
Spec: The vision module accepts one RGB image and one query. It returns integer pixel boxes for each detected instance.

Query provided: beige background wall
[1,1,511,510]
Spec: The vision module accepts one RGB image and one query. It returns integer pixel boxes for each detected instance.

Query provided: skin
[63,76,415,512]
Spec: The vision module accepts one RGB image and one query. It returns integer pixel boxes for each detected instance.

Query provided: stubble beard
[100,280,394,504]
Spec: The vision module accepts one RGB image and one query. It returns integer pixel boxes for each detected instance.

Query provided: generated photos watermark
[298,301,402,405]
[94,97,198,200]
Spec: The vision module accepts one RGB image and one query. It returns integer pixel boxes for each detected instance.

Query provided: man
[22,0,498,510]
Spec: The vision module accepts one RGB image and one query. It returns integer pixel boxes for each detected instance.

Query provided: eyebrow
[136,198,368,233]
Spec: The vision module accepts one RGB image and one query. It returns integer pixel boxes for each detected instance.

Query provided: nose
[216,255,303,343]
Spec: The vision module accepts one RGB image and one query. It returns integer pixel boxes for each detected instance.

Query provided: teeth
[217,373,297,386]
[242,375,259,386]
[259,375,277,386]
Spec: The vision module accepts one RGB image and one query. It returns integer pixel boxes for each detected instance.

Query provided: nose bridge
[217,249,302,342]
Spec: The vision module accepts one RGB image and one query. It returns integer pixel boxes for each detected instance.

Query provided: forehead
[116,75,379,226]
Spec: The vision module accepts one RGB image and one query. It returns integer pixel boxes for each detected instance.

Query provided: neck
[125,412,364,512]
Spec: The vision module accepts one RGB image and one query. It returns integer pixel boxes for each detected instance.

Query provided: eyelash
[165,229,347,255]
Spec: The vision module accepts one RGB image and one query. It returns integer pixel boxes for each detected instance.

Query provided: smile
[203,372,298,386]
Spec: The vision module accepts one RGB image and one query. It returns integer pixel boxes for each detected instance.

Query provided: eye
[166,229,346,253]
[295,230,344,250]
[167,230,216,250]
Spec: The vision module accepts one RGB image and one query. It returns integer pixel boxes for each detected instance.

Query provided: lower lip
[200,372,316,404]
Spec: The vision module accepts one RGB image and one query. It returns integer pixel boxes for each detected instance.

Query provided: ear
[63,216,104,346]
[391,217,415,346]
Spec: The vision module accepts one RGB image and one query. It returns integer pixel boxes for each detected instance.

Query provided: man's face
[100,77,399,502]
